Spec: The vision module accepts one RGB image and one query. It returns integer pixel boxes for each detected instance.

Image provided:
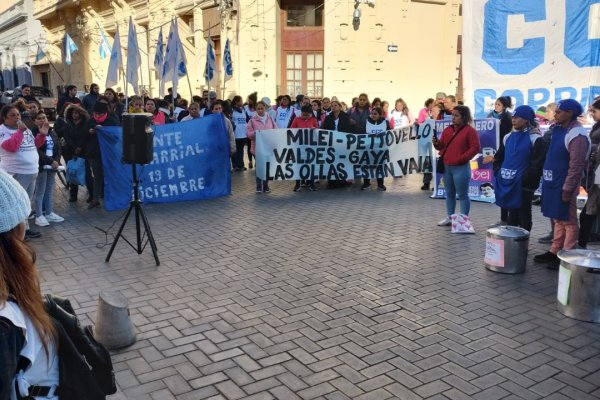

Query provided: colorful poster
[431,118,500,203]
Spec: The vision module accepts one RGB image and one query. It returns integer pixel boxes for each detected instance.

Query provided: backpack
[44,294,117,396]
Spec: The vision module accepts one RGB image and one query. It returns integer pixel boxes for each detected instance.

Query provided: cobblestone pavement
[35,171,600,400]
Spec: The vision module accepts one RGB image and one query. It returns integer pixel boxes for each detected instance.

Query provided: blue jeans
[443,163,471,216]
[34,170,56,217]
[11,172,38,229]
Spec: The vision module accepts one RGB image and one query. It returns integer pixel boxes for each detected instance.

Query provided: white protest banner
[255,127,434,181]
[462,1,600,118]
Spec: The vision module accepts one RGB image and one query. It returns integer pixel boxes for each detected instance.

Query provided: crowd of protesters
[1,82,599,270]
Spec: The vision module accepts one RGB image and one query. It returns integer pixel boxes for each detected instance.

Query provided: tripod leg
[134,202,143,254]
[138,205,160,265]
[105,202,135,262]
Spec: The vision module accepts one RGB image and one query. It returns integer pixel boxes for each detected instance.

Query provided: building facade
[32,0,462,111]
[0,0,45,91]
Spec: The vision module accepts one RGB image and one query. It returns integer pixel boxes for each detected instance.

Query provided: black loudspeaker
[122,113,154,164]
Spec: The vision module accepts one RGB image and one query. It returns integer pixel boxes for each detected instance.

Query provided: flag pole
[205,26,211,91]
[186,74,193,99]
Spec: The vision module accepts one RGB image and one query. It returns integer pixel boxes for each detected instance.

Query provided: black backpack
[44,294,117,396]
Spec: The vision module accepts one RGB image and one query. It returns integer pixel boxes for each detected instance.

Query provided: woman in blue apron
[534,99,590,268]
[493,105,546,232]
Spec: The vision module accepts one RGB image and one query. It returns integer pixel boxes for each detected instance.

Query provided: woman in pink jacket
[247,101,276,193]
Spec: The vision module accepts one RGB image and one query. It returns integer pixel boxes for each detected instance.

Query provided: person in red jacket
[432,105,480,226]
[290,105,319,192]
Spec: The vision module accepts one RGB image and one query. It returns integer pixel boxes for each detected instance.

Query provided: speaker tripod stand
[106,163,160,265]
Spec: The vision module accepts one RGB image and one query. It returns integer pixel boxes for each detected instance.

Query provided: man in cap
[534,99,590,269]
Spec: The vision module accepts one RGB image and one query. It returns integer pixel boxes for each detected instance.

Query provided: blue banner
[97,115,231,211]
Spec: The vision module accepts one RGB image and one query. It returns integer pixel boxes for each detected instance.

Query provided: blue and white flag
[106,25,123,88]
[204,38,218,86]
[126,16,141,94]
[34,45,45,63]
[177,39,187,78]
[153,27,164,79]
[99,28,112,60]
[65,33,78,65]
[223,38,233,82]
[160,19,181,99]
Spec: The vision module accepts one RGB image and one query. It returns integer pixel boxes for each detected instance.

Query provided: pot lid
[557,249,600,269]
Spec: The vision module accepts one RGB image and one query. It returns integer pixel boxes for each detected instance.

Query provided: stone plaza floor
[35,172,600,399]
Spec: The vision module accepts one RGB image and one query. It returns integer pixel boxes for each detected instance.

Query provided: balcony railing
[0,3,27,31]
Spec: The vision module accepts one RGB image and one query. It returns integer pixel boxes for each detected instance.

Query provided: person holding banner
[247,101,276,193]
[323,100,353,189]
[209,101,236,160]
[144,98,166,125]
[232,96,250,171]
[492,105,545,232]
[432,105,480,226]
[534,99,590,269]
[291,105,319,192]
[389,98,414,129]
[103,88,125,122]
[275,95,294,129]
[361,107,391,191]
[349,93,370,134]
[83,102,119,209]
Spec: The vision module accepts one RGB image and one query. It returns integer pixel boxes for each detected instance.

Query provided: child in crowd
[247,101,277,193]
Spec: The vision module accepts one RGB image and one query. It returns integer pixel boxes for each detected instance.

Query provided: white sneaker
[437,217,451,226]
[35,215,50,227]
[45,213,64,223]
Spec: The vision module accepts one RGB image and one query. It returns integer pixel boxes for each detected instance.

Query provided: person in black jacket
[82,101,119,209]
[53,104,92,202]
[322,100,352,133]
[492,105,547,232]
[488,96,513,224]
[56,85,82,116]
[323,100,353,188]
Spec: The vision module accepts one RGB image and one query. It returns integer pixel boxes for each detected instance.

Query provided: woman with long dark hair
[0,170,59,400]
[432,105,481,226]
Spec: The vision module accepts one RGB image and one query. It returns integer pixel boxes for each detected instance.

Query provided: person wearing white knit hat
[0,169,31,236]
[0,105,43,239]
[0,169,61,400]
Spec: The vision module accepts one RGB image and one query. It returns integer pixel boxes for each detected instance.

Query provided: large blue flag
[153,27,164,79]
[204,38,217,86]
[223,38,233,81]
[65,33,78,65]
[96,115,232,211]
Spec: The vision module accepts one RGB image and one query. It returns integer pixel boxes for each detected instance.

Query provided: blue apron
[495,131,532,209]
[541,126,569,220]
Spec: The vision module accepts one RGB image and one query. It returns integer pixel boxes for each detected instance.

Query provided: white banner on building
[462,0,600,118]
[255,128,434,181]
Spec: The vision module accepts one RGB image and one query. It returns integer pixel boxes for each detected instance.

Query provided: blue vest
[541,126,570,220]
[495,131,533,210]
